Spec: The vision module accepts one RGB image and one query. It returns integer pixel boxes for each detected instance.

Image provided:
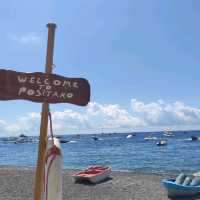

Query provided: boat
[60,139,70,143]
[14,134,29,144]
[144,135,157,140]
[72,166,111,183]
[191,136,198,141]
[163,132,173,137]
[91,136,99,141]
[163,129,173,137]
[45,137,62,200]
[126,134,133,139]
[14,135,38,144]
[163,178,200,197]
[156,140,167,146]
[126,133,136,139]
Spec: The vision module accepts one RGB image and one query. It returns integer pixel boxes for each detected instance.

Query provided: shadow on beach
[169,194,200,200]
[74,177,113,186]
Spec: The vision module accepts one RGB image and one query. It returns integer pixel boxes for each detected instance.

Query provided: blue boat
[163,179,200,197]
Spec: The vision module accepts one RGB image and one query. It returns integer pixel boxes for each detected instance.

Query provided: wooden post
[34,23,57,200]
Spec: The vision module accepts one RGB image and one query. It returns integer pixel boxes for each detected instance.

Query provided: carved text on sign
[0,69,90,106]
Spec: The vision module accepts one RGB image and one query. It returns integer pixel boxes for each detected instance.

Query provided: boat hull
[73,166,111,184]
[163,179,200,197]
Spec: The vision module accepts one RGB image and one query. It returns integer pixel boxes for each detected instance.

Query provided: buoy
[45,137,62,200]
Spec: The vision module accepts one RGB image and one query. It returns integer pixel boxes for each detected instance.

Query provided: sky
[0,0,200,136]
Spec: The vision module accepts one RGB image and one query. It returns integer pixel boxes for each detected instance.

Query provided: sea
[0,130,199,174]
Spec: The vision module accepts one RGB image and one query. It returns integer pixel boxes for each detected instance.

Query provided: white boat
[126,134,133,139]
[163,133,173,137]
[45,137,62,200]
[73,166,111,184]
[163,129,173,137]
[14,134,31,144]
[144,135,157,140]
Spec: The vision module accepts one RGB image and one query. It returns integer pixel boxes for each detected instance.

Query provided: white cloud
[131,99,200,127]
[51,110,89,132]
[0,99,200,136]
[131,99,162,123]
[0,120,8,137]
[9,32,42,45]
[0,120,7,126]
[87,102,144,130]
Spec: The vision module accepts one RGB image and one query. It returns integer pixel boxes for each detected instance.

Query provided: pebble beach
[1,166,199,200]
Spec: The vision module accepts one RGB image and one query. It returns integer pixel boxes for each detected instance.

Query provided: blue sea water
[0,131,200,173]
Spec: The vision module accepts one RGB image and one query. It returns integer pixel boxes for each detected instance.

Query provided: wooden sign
[0,69,90,106]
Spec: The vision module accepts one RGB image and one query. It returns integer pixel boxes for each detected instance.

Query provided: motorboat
[60,139,70,143]
[14,134,29,144]
[72,166,111,184]
[191,136,198,141]
[126,132,136,138]
[163,133,173,137]
[144,135,157,140]
[14,134,38,144]
[91,136,99,141]
[126,134,133,139]
[163,129,173,137]
[156,140,167,146]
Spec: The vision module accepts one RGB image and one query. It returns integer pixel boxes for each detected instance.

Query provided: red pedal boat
[72,166,111,183]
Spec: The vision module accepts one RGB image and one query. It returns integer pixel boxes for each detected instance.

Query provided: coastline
[0,166,180,200]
